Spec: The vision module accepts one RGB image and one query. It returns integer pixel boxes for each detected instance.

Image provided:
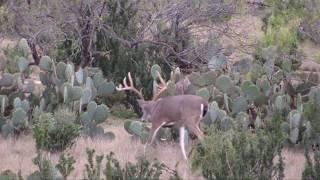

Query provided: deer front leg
[144,121,166,156]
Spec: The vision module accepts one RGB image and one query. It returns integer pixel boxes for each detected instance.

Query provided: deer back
[150,95,208,126]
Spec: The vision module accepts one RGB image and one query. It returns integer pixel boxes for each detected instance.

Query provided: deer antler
[116,72,145,100]
[152,71,167,101]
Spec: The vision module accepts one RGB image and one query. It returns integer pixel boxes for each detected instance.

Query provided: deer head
[116,72,168,122]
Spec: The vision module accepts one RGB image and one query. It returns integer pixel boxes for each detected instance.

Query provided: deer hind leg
[186,118,204,141]
[144,121,166,156]
[179,126,188,160]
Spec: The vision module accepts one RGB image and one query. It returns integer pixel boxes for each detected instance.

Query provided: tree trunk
[80,20,94,68]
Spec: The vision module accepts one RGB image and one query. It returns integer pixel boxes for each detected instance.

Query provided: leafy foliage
[32,109,80,152]
[0,169,23,180]
[302,150,320,180]
[104,152,181,180]
[192,116,285,180]
[55,153,76,180]
[82,148,180,180]
[262,0,305,53]
[83,148,104,180]
[27,151,64,180]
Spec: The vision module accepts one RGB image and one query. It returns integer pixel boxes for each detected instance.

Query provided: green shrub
[111,109,138,119]
[55,153,76,180]
[83,148,180,180]
[0,169,23,180]
[302,149,320,180]
[27,151,63,180]
[32,108,80,152]
[192,117,285,180]
[104,152,181,180]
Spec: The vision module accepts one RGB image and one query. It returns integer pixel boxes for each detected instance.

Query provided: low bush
[302,149,320,180]
[83,148,181,180]
[32,108,80,152]
[192,117,286,180]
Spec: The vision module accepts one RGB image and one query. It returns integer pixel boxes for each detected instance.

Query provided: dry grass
[0,120,308,180]
[0,121,203,180]
[281,148,306,180]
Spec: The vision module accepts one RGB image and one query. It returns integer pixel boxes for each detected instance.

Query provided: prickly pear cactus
[232,96,248,114]
[196,87,210,101]
[203,101,220,126]
[39,56,53,71]
[38,54,114,113]
[215,75,233,94]
[0,95,8,115]
[80,101,112,138]
[0,73,15,87]
[208,53,227,70]
[124,120,149,143]
[151,64,161,80]
[288,110,302,144]
[12,108,28,129]
[97,81,115,97]
[18,38,30,56]
[274,95,290,112]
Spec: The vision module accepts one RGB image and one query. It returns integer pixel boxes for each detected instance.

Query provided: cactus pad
[75,67,84,84]
[215,75,233,93]
[0,73,14,87]
[12,108,28,129]
[94,104,109,124]
[232,96,248,114]
[56,62,67,80]
[39,56,53,71]
[151,64,161,79]
[97,81,115,97]
[196,87,210,101]
[1,124,13,138]
[18,38,29,56]
[289,128,299,144]
[81,88,92,105]
[87,101,98,119]
[289,110,301,129]
[208,54,227,70]
[70,86,83,101]
[18,57,29,72]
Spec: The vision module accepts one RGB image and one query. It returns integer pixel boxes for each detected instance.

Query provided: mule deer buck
[116,72,208,160]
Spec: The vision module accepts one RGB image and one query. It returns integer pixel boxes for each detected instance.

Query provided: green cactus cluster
[144,54,319,147]
[124,120,150,143]
[136,44,318,146]
[288,110,302,144]
[1,97,29,138]
[0,38,116,139]
[80,101,114,139]
[0,45,35,95]
[39,56,115,112]
[123,119,175,143]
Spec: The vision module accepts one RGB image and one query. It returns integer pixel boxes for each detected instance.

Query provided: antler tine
[128,72,134,87]
[152,71,168,101]
[157,71,166,87]
[116,72,145,100]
